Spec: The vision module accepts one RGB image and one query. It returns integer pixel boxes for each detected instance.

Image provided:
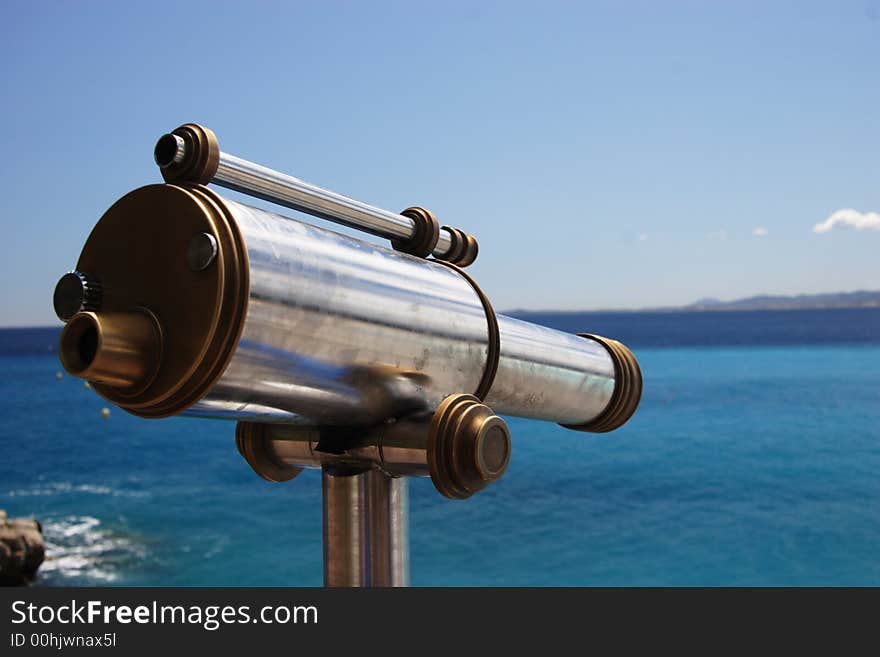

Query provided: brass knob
[428,394,511,499]
[235,422,303,483]
[53,271,102,322]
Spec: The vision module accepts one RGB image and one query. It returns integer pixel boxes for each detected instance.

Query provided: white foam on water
[6,482,148,498]
[39,516,147,584]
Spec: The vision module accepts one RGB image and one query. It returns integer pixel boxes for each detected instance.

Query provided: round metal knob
[235,422,303,483]
[53,271,102,322]
[428,394,512,499]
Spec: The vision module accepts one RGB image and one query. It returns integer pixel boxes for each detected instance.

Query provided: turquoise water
[1,313,879,585]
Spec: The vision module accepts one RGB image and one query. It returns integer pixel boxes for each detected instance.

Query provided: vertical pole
[322,466,410,587]
[368,470,410,587]
[322,468,369,587]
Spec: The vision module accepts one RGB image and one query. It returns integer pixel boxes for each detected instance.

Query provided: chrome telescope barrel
[54,184,640,432]
[153,125,468,262]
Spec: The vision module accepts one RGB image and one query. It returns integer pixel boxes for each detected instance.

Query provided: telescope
[53,123,642,586]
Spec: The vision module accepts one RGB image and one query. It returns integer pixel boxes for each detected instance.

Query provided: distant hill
[683,290,880,312]
[506,290,880,315]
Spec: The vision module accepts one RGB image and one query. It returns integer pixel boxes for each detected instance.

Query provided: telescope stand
[322,467,410,587]
[234,395,518,587]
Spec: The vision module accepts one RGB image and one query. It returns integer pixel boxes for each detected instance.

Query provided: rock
[0,511,45,586]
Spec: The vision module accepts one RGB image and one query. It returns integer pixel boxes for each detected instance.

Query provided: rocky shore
[0,509,45,585]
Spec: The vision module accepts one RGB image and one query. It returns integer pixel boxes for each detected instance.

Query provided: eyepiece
[156,123,220,184]
[59,311,161,392]
[154,133,186,168]
[60,315,99,372]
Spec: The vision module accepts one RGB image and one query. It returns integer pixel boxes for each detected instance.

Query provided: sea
[1,308,878,586]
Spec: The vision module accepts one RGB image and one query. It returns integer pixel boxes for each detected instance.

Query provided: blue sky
[1,1,878,325]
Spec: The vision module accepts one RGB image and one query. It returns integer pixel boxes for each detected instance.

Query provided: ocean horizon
[2,307,879,586]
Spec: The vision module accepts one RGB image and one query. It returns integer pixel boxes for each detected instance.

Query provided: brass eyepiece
[59,311,161,394]
[156,123,220,184]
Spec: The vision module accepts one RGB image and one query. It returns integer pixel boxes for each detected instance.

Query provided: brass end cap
[155,123,220,184]
[439,226,479,267]
[561,334,642,434]
[58,184,249,418]
[428,394,511,499]
[235,422,303,483]
[394,206,441,258]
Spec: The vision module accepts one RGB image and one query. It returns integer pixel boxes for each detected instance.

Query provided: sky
[1,1,878,326]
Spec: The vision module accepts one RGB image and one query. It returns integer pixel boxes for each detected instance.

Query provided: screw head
[186,233,218,271]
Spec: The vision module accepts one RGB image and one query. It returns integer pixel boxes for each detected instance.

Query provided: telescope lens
[61,315,98,372]
[75,326,98,370]
[59,311,161,392]
[154,133,185,168]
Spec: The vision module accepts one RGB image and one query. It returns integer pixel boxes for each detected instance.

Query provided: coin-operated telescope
[53,124,642,586]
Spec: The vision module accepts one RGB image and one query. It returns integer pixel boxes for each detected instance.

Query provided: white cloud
[814,208,880,233]
[637,233,648,242]
[752,227,768,237]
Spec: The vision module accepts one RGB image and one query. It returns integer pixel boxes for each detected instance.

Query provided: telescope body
[58,184,628,429]
[55,123,643,583]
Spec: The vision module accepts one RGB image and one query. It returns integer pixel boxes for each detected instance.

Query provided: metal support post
[322,467,410,587]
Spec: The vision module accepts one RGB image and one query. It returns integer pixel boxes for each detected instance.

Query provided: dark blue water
[510,307,880,347]
[1,309,878,585]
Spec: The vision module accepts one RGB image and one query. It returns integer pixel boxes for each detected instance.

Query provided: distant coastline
[2,291,879,333]
[506,290,880,315]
